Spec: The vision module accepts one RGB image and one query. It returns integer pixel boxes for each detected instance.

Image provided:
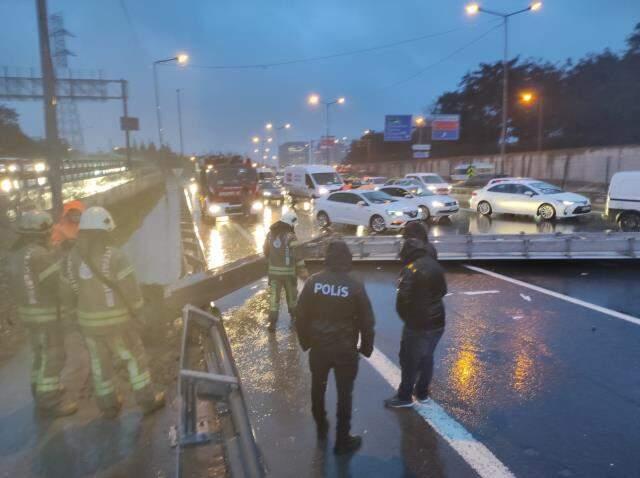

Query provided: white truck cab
[606,171,640,231]
[283,165,344,198]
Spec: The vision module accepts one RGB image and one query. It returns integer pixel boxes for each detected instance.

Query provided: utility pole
[36,0,63,218]
[121,80,132,168]
[176,88,184,158]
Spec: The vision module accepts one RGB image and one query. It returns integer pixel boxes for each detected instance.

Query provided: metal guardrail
[175,304,264,478]
[301,232,640,261]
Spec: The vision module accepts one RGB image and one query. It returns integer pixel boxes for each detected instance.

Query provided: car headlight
[263,191,272,196]
[432,201,445,207]
[251,201,264,211]
[318,187,329,195]
[562,200,575,206]
[386,210,404,217]
[427,185,437,191]
[1,178,12,193]
[209,204,222,214]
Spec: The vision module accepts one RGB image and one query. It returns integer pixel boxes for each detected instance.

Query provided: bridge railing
[175,304,264,478]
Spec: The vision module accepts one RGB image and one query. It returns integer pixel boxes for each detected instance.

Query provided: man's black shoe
[334,435,362,455]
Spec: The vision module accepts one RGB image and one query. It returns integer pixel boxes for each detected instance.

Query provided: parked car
[384,178,423,190]
[378,185,459,220]
[404,173,451,195]
[283,164,344,198]
[314,189,419,233]
[363,176,388,186]
[257,181,285,203]
[470,179,591,220]
[606,171,640,231]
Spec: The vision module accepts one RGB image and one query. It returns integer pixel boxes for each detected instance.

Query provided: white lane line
[229,222,254,243]
[464,265,640,327]
[369,348,515,478]
[462,290,501,296]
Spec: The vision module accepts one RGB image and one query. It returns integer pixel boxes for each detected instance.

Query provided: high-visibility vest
[265,230,304,277]
[62,246,143,331]
[7,243,62,325]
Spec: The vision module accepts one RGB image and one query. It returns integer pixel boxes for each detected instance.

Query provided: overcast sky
[0,0,638,156]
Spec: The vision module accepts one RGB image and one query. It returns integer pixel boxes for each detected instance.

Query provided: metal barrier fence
[176,304,264,478]
[301,232,640,261]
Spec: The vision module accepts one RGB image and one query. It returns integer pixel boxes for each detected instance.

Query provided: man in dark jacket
[296,239,375,455]
[384,237,447,408]
[403,221,437,260]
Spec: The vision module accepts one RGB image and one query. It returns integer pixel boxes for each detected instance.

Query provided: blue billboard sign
[384,115,413,142]
[431,114,460,141]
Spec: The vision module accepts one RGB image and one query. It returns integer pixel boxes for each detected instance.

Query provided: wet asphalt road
[215,260,640,478]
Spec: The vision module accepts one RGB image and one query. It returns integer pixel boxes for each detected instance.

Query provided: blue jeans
[397,326,444,401]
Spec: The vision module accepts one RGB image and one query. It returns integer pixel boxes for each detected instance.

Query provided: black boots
[334,434,362,455]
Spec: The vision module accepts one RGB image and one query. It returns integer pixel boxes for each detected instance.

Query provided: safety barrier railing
[175,304,264,478]
[301,232,640,261]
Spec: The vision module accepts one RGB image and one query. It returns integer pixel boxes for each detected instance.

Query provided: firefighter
[61,206,165,418]
[6,210,78,417]
[51,199,85,250]
[263,211,308,332]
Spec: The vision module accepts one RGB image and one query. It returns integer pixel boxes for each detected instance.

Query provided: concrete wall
[82,170,164,208]
[352,145,640,188]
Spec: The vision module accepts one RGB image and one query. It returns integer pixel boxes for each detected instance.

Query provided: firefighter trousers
[83,329,155,413]
[268,275,297,322]
[28,324,65,409]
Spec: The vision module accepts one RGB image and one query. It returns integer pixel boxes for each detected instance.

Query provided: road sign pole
[120,80,132,169]
[36,0,63,218]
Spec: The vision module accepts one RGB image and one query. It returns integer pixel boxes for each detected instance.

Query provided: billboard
[431,114,460,141]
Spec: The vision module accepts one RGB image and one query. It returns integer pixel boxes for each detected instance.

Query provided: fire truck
[198,155,262,225]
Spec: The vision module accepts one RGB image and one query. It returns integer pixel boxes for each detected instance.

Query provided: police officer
[263,211,308,332]
[61,207,165,418]
[7,210,78,417]
[296,239,375,455]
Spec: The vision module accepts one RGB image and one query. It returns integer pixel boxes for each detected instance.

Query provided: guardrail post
[628,237,636,258]
[466,234,473,259]
[565,236,572,258]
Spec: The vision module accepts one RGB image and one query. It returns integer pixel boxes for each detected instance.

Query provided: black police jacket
[396,239,447,331]
[296,270,375,357]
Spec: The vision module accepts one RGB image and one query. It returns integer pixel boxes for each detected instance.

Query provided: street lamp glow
[466,3,480,15]
[253,148,259,153]
[364,130,371,135]
[267,137,273,143]
[265,148,270,153]
[271,155,277,160]
[520,91,535,104]
[415,116,426,126]
[252,136,260,143]
[308,94,320,106]
[265,123,273,130]
[337,97,346,105]
[530,1,542,11]
[284,123,291,129]
[176,53,189,65]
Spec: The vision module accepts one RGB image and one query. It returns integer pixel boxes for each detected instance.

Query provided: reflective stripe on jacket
[62,245,143,331]
[264,227,304,277]
[7,244,62,325]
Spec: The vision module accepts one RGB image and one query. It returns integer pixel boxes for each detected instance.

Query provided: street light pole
[537,96,544,152]
[176,88,184,158]
[308,94,345,165]
[466,2,542,171]
[153,53,189,148]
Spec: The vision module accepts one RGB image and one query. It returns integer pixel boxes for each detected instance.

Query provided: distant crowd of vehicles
[193,156,639,233]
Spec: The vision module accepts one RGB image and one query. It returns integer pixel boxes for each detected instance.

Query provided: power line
[381,22,503,91]
[185,24,490,71]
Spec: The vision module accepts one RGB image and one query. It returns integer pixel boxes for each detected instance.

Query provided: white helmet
[280,211,298,227]
[79,206,115,231]
[17,210,53,235]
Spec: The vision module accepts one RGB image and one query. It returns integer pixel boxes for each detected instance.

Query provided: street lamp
[466,2,542,165]
[153,52,189,147]
[415,116,426,144]
[519,90,544,152]
[308,93,347,164]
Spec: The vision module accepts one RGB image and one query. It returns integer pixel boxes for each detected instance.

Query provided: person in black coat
[384,237,447,408]
[296,239,375,455]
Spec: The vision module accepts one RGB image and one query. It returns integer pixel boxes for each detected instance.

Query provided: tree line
[347,23,640,163]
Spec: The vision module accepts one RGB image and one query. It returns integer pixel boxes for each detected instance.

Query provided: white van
[606,171,640,231]
[451,162,496,181]
[257,167,275,182]
[284,164,344,198]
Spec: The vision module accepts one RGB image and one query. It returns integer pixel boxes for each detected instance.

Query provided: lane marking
[462,290,500,296]
[464,265,640,327]
[368,348,515,478]
[228,222,254,243]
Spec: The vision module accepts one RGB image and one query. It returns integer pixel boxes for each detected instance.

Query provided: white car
[405,173,451,195]
[378,185,459,220]
[606,171,640,231]
[470,179,592,220]
[314,190,420,233]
